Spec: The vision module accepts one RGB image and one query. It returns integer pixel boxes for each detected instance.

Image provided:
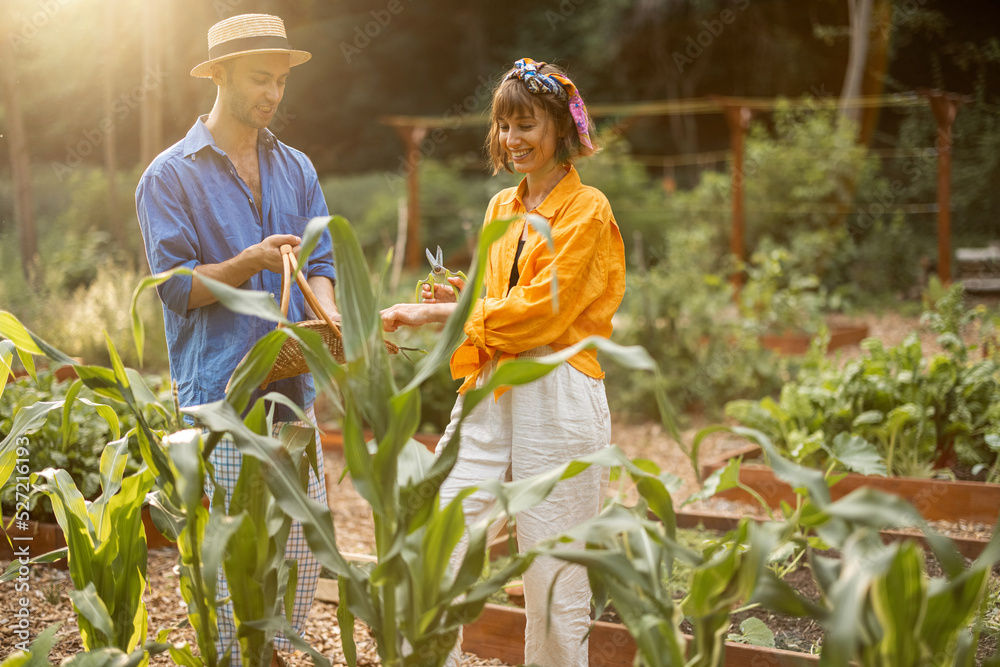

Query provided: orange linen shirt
[450,165,626,396]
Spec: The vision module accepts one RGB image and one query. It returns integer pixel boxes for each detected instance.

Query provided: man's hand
[306,275,340,323]
[187,233,302,310]
[253,234,302,274]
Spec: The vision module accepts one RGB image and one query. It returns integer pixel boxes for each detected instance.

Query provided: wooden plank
[699,442,762,480]
[464,603,820,667]
[314,577,339,604]
[676,509,990,559]
[705,463,1000,525]
[7,364,79,384]
[319,427,439,452]
[759,324,869,356]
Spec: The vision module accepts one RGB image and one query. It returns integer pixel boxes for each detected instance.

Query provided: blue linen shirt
[136,116,335,422]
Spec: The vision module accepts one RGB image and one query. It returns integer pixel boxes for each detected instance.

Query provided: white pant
[439,347,611,667]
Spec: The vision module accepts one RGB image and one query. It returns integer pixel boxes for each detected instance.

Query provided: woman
[381,58,625,666]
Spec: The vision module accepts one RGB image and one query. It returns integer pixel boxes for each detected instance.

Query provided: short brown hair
[485,61,597,175]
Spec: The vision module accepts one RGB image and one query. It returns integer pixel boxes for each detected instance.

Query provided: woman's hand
[420,275,466,303]
[381,302,456,332]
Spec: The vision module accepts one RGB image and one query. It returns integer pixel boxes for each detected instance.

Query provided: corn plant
[542,456,786,667]
[739,427,1000,666]
[0,336,173,666]
[127,213,681,667]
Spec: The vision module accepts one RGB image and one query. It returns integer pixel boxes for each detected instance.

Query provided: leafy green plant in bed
[539,421,788,667]
[737,245,830,337]
[726,284,1000,478]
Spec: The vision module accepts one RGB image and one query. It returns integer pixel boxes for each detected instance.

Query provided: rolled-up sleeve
[303,167,336,283]
[136,170,200,317]
[464,216,609,355]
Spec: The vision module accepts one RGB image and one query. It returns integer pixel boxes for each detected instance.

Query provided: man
[135,13,335,667]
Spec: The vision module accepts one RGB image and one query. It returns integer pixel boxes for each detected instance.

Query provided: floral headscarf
[504,58,594,150]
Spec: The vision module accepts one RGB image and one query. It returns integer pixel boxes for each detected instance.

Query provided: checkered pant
[206,407,327,664]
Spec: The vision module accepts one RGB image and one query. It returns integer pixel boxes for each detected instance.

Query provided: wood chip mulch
[0,451,508,666]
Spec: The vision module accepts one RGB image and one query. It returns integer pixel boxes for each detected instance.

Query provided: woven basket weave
[257,244,398,389]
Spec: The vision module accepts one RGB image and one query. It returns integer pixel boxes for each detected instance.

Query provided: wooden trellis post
[925,91,963,286]
[720,101,751,293]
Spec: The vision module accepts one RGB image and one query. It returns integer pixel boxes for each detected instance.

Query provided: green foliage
[0,168,167,372]
[726,285,1000,477]
[34,441,153,656]
[544,452,783,667]
[738,246,829,335]
[726,618,775,648]
[576,132,668,269]
[386,325,461,434]
[0,368,166,521]
[847,215,925,302]
[736,427,1000,667]
[606,224,782,419]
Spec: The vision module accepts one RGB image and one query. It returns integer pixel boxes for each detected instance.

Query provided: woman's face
[497,107,560,176]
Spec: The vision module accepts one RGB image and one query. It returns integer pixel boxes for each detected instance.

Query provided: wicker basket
[255,244,398,389]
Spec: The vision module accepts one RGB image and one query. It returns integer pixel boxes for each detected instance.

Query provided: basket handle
[277,244,341,339]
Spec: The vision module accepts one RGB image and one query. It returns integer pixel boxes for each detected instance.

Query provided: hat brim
[190,49,311,78]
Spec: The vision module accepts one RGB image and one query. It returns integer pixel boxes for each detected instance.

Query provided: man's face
[220,53,291,130]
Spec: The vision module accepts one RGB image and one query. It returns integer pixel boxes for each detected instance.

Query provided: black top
[508,239,526,292]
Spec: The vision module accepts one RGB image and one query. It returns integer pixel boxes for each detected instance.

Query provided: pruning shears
[416,246,467,302]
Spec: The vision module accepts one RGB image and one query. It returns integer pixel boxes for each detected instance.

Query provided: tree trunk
[104,0,124,254]
[840,0,874,125]
[857,0,893,145]
[139,0,164,168]
[0,32,40,285]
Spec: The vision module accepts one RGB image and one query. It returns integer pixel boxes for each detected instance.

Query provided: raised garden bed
[313,580,821,666]
[675,507,991,560]
[318,425,438,452]
[759,322,869,356]
[700,443,1000,525]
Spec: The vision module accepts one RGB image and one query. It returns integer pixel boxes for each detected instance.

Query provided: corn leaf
[870,541,926,664]
[0,311,78,365]
[68,583,116,644]
[0,621,61,667]
[0,339,14,402]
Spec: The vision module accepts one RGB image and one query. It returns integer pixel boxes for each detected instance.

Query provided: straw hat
[190,14,311,78]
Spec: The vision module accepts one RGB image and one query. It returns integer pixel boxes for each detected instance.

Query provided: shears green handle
[416,246,468,302]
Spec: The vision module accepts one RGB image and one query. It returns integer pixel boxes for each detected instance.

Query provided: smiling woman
[379,57,624,667]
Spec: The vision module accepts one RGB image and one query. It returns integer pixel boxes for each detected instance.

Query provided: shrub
[606,223,782,420]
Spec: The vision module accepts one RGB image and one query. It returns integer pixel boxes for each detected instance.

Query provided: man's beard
[225,88,269,130]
